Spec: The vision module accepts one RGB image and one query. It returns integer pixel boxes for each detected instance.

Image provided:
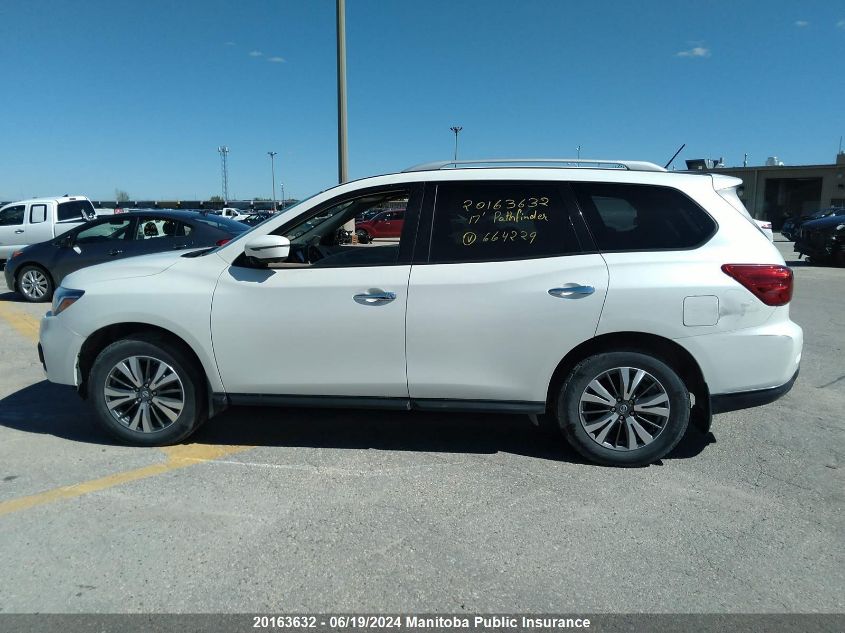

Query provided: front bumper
[4,264,15,292]
[39,312,84,386]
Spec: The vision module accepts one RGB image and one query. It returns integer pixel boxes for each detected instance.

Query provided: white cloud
[267,56,285,63]
[794,20,809,27]
[676,46,711,58]
[249,50,263,57]
[837,19,845,29]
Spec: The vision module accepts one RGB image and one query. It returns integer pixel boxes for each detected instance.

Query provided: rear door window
[572,183,716,251]
[428,182,582,263]
[30,204,47,224]
[136,217,191,240]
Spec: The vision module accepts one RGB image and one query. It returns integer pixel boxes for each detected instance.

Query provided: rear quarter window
[57,200,96,222]
[429,182,582,263]
[572,183,716,251]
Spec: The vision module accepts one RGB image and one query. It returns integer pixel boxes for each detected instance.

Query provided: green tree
[115,189,130,202]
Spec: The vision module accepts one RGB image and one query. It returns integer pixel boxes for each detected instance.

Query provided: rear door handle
[353,290,396,305]
[109,249,123,256]
[549,285,595,298]
[14,229,25,234]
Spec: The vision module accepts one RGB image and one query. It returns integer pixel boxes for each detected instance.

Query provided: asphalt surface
[0,237,842,614]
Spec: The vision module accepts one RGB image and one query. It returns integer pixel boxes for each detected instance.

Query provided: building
[688,152,845,229]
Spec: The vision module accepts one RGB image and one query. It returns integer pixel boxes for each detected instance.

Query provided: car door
[0,204,26,260]
[53,217,135,282]
[26,203,53,245]
[406,180,609,407]
[211,184,422,399]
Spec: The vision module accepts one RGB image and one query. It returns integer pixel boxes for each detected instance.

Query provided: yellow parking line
[0,302,40,343]
[0,443,251,517]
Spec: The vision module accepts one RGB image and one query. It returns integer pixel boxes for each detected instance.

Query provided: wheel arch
[546,331,712,433]
[77,322,224,416]
[16,262,55,292]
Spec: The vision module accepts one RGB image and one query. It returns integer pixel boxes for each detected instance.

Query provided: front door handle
[549,285,595,298]
[109,249,123,256]
[354,290,396,305]
[14,229,25,234]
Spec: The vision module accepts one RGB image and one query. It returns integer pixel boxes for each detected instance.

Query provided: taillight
[215,238,230,246]
[721,264,793,306]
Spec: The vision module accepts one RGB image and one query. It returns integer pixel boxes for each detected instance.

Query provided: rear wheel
[17,265,53,302]
[557,352,689,467]
[88,336,206,445]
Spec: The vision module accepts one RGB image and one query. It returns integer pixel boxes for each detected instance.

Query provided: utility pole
[337,0,348,184]
[450,126,463,162]
[267,151,278,211]
[576,145,581,160]
[217,146,230,201]
[743,153,748,168]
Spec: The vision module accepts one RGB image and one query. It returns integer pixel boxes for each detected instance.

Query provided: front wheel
[557,352,689,467]
[88,336,206,445]
[17,265,53,302]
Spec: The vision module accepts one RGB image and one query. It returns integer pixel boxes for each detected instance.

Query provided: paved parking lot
[0,238,842,614]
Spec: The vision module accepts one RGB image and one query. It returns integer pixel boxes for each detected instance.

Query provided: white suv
[38,159,802,466]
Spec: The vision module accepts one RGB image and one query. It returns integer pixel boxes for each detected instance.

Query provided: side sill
[216,394,546,415]
[411,399,545,414]
[710,368,799,415]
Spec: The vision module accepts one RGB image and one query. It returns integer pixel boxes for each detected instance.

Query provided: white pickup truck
[0,195,97,265]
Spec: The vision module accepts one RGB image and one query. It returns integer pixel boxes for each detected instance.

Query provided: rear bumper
[675,318,803,396]
[711,367,799,414]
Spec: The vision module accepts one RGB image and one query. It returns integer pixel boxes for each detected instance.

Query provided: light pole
[450,126,463,163]
[280,183,285,210]
[576,145,581,160]
[337,0,348,184]
[267,151,278,211]
[217,146,230,201]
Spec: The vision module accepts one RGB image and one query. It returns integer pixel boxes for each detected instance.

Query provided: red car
[355,210,404,242]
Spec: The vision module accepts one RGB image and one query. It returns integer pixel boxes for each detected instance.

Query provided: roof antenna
[664,144,686,169]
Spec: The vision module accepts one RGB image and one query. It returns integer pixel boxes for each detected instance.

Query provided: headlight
[836,224,845,232]
[52,288,85,316]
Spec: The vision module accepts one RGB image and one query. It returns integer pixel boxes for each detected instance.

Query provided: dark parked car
[794,214,845,266]
[4,211,247,302]
[355,209,404,243]
[781,207,845,241]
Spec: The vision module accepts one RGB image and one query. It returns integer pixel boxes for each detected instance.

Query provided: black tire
[87,335,206,446]
[17,265,54,303]
[556,351,689,467]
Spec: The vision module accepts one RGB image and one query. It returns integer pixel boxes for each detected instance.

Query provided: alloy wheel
[20,269,49,300]
[578,366,670,451]
[103,355,185,433]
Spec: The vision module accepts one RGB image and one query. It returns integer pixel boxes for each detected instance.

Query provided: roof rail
[402,158,667,173]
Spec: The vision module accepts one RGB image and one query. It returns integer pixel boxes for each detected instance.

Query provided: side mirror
[245,234,290,262]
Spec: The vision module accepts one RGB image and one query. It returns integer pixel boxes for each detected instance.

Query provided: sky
[1,0,844,202]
